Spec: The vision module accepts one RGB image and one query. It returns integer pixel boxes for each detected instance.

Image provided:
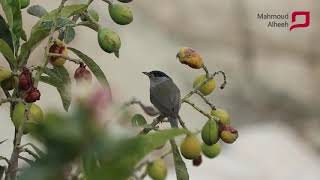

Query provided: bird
[143,71,181,127]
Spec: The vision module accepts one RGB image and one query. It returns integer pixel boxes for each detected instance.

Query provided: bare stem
[195,91,216,110]
[183,99,211,119]
[0,98,24,106]
[139,115,164,135]
[0,156,10,165]
[48,53,83,64]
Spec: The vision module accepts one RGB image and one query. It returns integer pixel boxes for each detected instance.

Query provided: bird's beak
[142,72,150,76]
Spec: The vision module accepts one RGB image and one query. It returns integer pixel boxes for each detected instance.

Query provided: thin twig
[48,53,83,64]
[101,0,113,5]
[160,150,173,159]
[195,91,216,110]
[139,115,164,135]
[18,156,33,165]
[177,115,187,129]
[183,99,211,119]
[0,156,10,165]
[0,98,24,106]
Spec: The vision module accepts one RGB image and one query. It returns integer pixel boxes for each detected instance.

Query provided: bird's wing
[150,80,181,117]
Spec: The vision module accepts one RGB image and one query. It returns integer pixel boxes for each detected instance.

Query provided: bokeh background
[1,0,320,179]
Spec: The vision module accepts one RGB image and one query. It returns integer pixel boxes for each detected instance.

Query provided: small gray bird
[143,71,181,127]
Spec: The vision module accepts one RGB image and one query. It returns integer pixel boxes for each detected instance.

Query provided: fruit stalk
[48,53,82,65]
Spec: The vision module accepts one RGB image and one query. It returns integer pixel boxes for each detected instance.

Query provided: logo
[257,11,310,31]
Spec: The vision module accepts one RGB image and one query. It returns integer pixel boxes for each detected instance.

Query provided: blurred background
[1,0,320,179]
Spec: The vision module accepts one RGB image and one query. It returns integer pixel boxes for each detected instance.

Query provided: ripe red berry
[24,87,41,103]
[19,67,33,90]
[74,64,92,83]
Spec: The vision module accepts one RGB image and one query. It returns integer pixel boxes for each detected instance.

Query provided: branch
[139,115,164,135]
[0,98,24,106]
[0,156,10,165]
[47,53,83,64]
[125,98,159,117]
[183,99,211,119]
[195,91,216,110]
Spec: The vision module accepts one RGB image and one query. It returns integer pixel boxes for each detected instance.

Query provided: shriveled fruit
[20,0,30,9]
[19,67,33,90]
[108,4,133,25]
[180,135,201,160]
[201,119,219,145]
[147,159,167,180]
[0,66,12,82]
[211,108,230,125]
[177,47,204,69]
[220,125,238,144]
[202,143,221,159]
[49,40,68,66]
[192,155,202,167]
[24,87,41,103]
[98,27,121,57]
[193,74,216,96]
[12,103,44,133]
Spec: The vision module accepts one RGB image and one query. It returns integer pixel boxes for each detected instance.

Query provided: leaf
[41,67,71,111]
[0,39,16,65]
[170,140,189,180]
[40,17,76,30]
[27,5,47,18]
[131,114,147,127]
[68,47,110,88]
[1,0,23,52]
[0,14,13,50]
[0,166,4,180]
[18,4,87,66]
[87,129,187,180]
[26,143,46,158]
[64,26,75,44]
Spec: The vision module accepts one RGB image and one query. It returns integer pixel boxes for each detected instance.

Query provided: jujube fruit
[201,119,219,145]
[98,27,121,57]
[177,47,204,69]
[193,74,216,96]
[0,66,12,82]
[211,108,230,125]
[74,64,92,83]
[49,40,68,66]
[108,4,133,25]
[180,135,201,160]
[12,103,44,133]
[220,125,238,144]
[147,159,167,180]
[201,143,221,158]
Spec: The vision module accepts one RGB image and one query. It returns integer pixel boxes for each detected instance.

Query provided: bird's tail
[168,117,178,128]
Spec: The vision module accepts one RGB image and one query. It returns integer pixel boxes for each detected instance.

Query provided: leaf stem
[183,99,211,119]
[195,91,216,110]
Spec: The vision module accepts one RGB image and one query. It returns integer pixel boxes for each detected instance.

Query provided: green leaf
[41,67,71,111]
[64,26,75,44]
[18,4,87,66]
[40,17,76,30]
[0,39,16,65]
[1,0,23,52]
[131,114,147,127]
[0,15,13,50]
[27,5,48,18]
[87,129,187,180]
[68,47,110,88]
[170,140,189,180]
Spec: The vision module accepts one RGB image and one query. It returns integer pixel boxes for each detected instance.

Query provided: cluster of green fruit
[97,0,134,57]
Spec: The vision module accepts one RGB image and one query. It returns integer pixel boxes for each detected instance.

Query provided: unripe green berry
[201,119,219,146]
[98,27,121,57]
[108,4,133,25]
[211,108,231,125]
[147,159,167,180]
[201,143,221,159]
[180,135,201,160]
[20,0,30,9]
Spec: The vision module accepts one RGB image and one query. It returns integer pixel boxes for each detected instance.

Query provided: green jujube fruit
[98,28,121,57]
[108,4,133,25]
[201,119,219,145]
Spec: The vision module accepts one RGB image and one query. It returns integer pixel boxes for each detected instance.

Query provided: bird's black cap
[143,71,170,78]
